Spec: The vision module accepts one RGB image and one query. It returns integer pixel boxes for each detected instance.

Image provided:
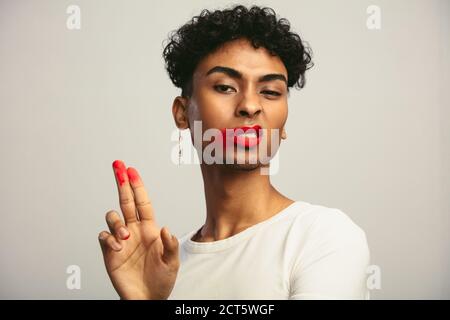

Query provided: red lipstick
[220,125,263,148]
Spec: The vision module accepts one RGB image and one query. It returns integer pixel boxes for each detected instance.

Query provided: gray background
[0,0,449,299]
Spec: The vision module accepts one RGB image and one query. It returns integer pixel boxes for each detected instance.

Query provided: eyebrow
[205,66,287,85]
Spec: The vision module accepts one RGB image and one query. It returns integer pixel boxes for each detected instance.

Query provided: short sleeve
[289,209,370,300]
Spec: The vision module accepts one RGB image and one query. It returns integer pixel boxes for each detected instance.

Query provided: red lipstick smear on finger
[127,167,140,184]
[113,160,127,186]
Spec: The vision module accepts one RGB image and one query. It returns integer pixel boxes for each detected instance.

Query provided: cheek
[264,105,288,151]
[197,98,231,130]
[187,97,230,145]
[266,104,288,129]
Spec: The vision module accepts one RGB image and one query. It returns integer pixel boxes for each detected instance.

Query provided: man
[98,4,370,300]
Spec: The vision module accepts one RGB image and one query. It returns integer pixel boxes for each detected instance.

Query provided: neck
[194,163,294,242]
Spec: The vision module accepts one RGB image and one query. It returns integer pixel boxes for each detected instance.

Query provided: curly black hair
[162,4,314,98]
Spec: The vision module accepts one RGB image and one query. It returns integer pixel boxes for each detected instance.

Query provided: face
[173,38,289,171]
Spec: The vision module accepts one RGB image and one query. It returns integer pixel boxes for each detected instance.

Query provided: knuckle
[133,185,146,192]
[106,236,115,246]
[119,197,134,206]
[135,199,150,208]
[98,231,108,240]
[113,220,124,231]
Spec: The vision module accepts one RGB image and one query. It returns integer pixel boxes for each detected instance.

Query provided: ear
[281,127,287,140]
[172,96,189,129]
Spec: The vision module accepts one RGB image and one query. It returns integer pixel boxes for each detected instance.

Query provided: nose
[235,92,262,119]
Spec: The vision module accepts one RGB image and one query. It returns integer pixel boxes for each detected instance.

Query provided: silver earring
[178,129,182,165]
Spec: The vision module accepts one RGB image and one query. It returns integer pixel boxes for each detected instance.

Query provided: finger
[98,231,122,252]
[98,231,108,255]
[161,227,179,265]
[112,160,138,224]
[106,210,130,240]
[127,167,155,222]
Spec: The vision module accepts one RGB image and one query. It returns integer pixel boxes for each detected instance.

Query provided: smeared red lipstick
[220,125,263,148]
[113,160,127,186]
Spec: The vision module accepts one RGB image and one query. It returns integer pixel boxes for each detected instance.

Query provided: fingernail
[119,227,130,240]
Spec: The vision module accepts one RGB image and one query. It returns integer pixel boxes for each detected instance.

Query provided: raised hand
[98,160,179,300]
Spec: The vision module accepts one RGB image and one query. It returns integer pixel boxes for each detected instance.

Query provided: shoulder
[291,201,368,248]
[288,202,370,299]
[287,201,370,274]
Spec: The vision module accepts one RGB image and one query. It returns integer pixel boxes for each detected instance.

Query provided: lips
[220,125,263,148]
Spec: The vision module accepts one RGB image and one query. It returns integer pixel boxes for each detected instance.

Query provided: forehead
[194,38,287,80]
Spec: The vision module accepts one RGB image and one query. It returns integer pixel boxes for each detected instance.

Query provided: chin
[225,162,262,171]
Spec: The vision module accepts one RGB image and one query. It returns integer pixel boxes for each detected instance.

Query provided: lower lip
[220,128,263,148]
[234,134,262,148]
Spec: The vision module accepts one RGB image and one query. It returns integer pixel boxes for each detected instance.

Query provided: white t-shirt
[168,200,370,300]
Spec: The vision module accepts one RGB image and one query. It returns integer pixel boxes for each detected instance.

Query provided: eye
[261,90,281,96]
[214,84,236,93]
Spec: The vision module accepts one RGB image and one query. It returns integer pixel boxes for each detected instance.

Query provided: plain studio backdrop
[0,0,449,299]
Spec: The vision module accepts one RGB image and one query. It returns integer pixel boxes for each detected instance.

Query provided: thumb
[161,227,179,265]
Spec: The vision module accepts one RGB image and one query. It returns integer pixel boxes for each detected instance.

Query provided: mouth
[220,125,263,148]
